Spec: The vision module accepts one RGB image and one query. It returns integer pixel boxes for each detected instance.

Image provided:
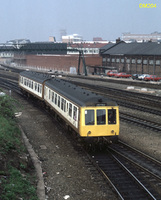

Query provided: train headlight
[87,131,91,136]
[111,130,114,134]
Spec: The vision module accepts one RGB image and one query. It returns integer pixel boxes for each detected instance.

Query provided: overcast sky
[0,0,160,43]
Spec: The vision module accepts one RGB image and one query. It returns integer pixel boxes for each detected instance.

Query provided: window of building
[149,60,154,65]
[121,59,124,63]
[112,58,115,63]
[116,58,120,63]
[132,59,136,64]
[156,60,161,65]
[137,59,141,64]
[126,59,130,63]
[143,60,148,64]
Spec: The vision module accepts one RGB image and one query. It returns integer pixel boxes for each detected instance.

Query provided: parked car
[132,74,141,80]
[144,75,161,81]
[107,70,118,77]
[138,74,149,80]
[114,72,131,78]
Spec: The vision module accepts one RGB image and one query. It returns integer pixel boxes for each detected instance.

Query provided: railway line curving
[1,69,161,199]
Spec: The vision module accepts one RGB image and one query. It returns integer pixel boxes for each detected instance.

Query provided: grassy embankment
[0,91,38,200]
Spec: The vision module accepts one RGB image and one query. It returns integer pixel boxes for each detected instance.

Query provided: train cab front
[80,106,119,144]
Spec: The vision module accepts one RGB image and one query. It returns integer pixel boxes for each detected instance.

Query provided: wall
[102,55,161,76]
[25,54,102,74]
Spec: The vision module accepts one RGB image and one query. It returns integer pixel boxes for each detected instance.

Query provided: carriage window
[35,83,37,91]
[40,85,42,93]
[49,90,51,99]
[85,110,95,125]
[52,92,54,102]
[58,96,60,107]
[69,103,72,117]
[55,94,57,105]
[31,81,33,89]
[73,106,77,121]
[108,109,116,124]
[64,100,66,112]
[44,87,46,95]
[97,109,106,125]
[21,76,23,84]
[61,98,64,110]
[38,84,40,93]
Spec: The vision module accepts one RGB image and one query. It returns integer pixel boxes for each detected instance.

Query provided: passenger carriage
[19,71,50,100]
[19,71,119,143]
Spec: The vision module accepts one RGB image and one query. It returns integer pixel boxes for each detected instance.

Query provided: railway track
[86,141,161,200]
[120,112,161,132]
[0,77,21,94]
[1,72,161,133]
[1,70,161,199]
[66,79,161,116]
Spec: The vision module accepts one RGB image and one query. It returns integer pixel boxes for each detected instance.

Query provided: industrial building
[122,32,161,42]
[1,38,161,76]
[100,41,161,76]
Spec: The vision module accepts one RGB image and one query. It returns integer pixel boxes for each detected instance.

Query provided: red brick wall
[25,54,102,73]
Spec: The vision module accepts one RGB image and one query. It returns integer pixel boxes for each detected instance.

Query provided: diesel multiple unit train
[19,71,119,144]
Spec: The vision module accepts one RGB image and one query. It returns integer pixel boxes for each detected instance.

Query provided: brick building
[100,41,161,76]
[13,42,104,74]
[25,54,102,74]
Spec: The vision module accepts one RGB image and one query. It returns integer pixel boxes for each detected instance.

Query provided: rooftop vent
[98,98,102,102]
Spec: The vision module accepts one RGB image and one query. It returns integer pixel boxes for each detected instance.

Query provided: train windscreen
[108,109,116,124]
[85,110,95,125]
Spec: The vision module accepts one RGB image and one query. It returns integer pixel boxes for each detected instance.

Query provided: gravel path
[10,75,161,200]
[16,96,118,200]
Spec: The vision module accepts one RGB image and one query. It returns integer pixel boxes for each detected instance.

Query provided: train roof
[45,78,117,107]
[19,71,117,107]
[20,71,51,83]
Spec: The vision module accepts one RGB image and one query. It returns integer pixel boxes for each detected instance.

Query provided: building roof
[101,42,161,56]
[0,42,67,54]
[20,42,67,54]
[99,42,119,54]
[68,42,108,49]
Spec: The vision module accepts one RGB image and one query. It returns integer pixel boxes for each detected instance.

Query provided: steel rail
[111,153,157,200]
